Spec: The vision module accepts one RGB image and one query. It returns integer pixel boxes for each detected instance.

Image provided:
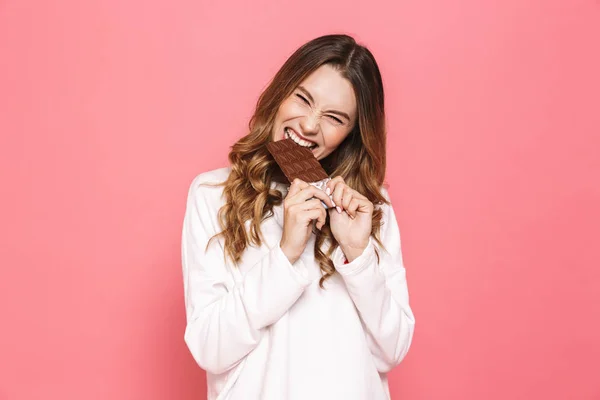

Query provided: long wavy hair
[205,34,390,288]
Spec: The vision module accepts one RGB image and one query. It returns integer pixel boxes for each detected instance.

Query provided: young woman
[181,34,415,400]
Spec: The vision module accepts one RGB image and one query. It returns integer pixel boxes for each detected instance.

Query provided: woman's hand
[280,178,335,265]
[326,177,374,262]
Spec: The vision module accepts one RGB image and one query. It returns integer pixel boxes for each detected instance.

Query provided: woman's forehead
[298,65,357,114]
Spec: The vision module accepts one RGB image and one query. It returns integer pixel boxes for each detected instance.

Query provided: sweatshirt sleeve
[181,175,312,375]
[331,187,416,373]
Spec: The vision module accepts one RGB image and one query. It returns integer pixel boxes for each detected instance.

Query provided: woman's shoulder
[186,166,232,205]
[191,166,231,186]
[375,184,396,219]
[376,183,392,204]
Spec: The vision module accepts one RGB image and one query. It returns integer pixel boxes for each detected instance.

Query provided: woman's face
[270,64,358,160]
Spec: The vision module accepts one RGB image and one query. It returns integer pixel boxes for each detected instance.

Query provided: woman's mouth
[285,128,317,149]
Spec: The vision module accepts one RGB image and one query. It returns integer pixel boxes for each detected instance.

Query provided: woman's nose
[299,113,320,136]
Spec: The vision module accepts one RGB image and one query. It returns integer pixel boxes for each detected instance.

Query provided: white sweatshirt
[181,166,415,400]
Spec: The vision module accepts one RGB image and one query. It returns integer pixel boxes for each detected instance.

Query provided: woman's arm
[181,175,312,375]
[332,187,416,373]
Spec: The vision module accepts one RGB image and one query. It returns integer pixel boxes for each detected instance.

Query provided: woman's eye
[328,115,343,124]
[296,94,309,104]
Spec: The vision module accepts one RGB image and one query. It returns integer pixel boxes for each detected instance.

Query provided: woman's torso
[200,166,391,400]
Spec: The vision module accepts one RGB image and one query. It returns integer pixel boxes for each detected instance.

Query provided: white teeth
[285,128,316,148]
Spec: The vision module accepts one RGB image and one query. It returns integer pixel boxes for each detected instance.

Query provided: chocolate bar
[267,138,333,208]
[266,138,329,183]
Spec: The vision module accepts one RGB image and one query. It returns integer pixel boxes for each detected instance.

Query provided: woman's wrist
[279,241,300,265]
[339,242,368,263]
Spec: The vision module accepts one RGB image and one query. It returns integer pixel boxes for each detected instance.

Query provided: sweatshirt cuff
[332,237,377,276]
[274,243,312,286]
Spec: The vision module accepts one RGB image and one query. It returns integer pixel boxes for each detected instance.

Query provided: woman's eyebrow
[297,86,351,121]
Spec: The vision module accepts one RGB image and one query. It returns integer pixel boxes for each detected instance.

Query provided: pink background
[1,0,599,399]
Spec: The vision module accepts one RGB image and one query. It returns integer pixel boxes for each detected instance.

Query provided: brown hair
[205,34,390,288]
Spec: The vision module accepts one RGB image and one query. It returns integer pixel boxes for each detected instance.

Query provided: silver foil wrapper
[309,177,333,209]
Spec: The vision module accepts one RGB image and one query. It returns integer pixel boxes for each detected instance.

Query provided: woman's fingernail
[326,187,331,195]
[336,206,342,214]
[331,200,336,207]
